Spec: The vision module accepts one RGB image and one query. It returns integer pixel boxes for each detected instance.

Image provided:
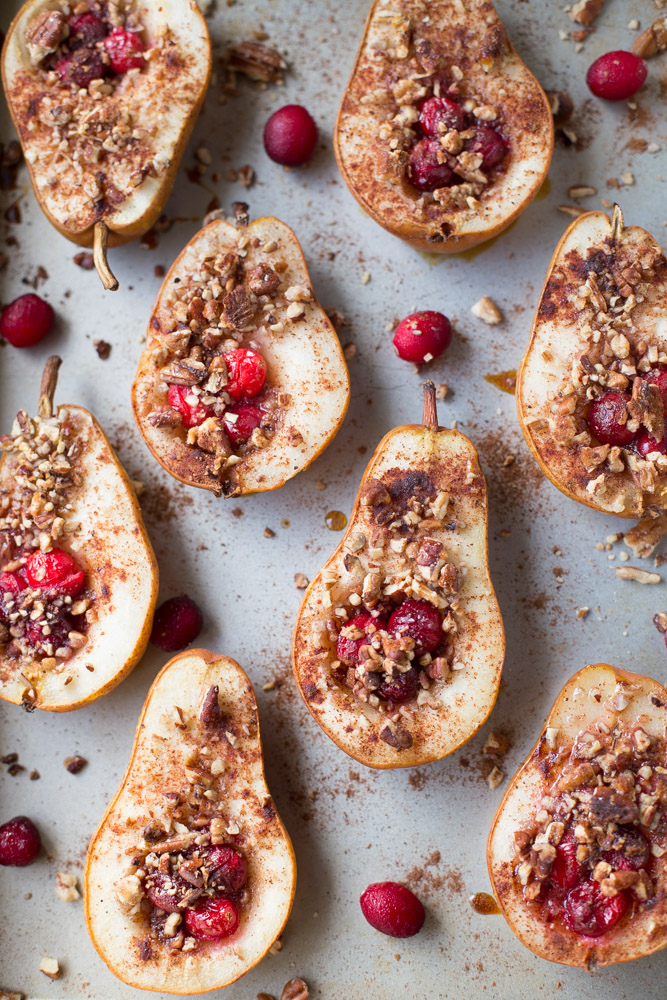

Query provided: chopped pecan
[227,41,287,83]
[200,685,223,727]
[633,17,667,58]
[569,0,606,25]
[439,563,458,592]
[146,407,181,428]
[590,786,639,825]
[427,656,449,681]
[280,979,309,1000]
[416,538,443,566]
[222,286,253,329]
[361,478,390,507]
[625,513,667,558]
[27,9,68,60]
[189,417,231,456]
[628,378,664,440]
[379,720,413,750]
[247,262,281,296]
[160,359,207,386]
[580,444,610,472]
[162,330,191,356]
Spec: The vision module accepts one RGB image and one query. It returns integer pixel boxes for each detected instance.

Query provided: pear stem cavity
[93,222,119,292]
[611,203,624,243]
[38,355,62,420]
[422,380,438,430]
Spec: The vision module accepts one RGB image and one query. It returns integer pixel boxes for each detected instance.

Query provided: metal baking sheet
[1,0,667,996]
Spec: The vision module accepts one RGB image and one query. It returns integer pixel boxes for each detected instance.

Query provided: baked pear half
[2,0,211,289]
[132,216,350,497]
[85,649,296,994]
[334,0,553,253]
[488,664,667,969]
[517,206,667,518]
[0,357,157,712]
[292,383,505,768]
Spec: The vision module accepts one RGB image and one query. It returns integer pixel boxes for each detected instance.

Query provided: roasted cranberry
[104,27,145,74]
[549,833,582,890]
[185,897,240,940]
[563,879,628,937]
[26,548,85,597]
[0,294,54,348]
[144,869,191,913]
[644,368,667,409]
[418,96,464,136]
[68,12,107,46]
[167,384,213,429]
[25,611,75,651]
[0,816,41,866]
[224,349,267,401]
[588,390,636,446]
[602,826,650,871]
[407,138,456,192]
[466,126,507,171]
[56,48,106,88]
[264,105,318,167]
[377,665,420,704]
[336,612,387,666]
[0,570,25,597]
[388,599,442,655]
[586,51,647,101]
[204,845,247,894]
[360,881,425,938]
[393,311,452,364]
[150,595,203,652]
[636,430,667,458]
[223,402,264,445]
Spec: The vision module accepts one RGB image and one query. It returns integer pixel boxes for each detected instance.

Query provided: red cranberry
[418,96,464,136]
[563,879,628,937]
[407,138,456,192]
[0,294,54,348]
[393,310,452,364]
[185,898,240,940]
[644,368,667,409]
[588,390,636,446]
[224,349,267,401]
[549,833,582,891]
[144,869,191,913]
[223,402,264,445]
[167,385,213,429]
[377,665,420,704]
[336,612,387,665]
[466,126,507,171]
[25,610,75,651]
[388,599,442,655]
[360,881,425,938]
[26,548,85,598]
[586,51,647,101]
[0,570,25,597]
[263,105,318,167]
[150,595,203,652]
[602,826,650,871]
[104,27,145,74]
[635,429,667,458]
[0,816,41,866]
[204,845,247,894]
[68,12,107,46]
[56,48,106,88]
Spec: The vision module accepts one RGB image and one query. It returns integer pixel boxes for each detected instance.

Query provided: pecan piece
[189,418,232,456]
[416,538,443,566]
[628,378,664,440]
[222,286,253,329]
[147,407,181,428]
[200,685,222,727]
[361,478,390,507]
[27,9,68,61]
[280,979,309,1000]
[379,720,413,750]
[590,786,639,825]
[227,41,287,83]
[247,262,281,296]
[633,18,667,59]
[160,359,207,386]
[569,0,606,25]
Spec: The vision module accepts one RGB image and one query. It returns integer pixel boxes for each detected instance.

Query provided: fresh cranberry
[0,294,54,348]
[418,96,464,136]
[26,548,85,598]
[635,430,667,458]
[549,833,582,890]
[644,368,667,409]
[388,599,442,655]
[167,385,213,429]
[0,570,25,597]
[588,390,636,446]
[223,402,264,445]
[204,845,247,894]
[602,826,650,871]
[56,48,106,88]
[185,898,240,940]
[466,126,507,171]
[336,612,387,665]
[150,595,203,652]
[393,310,452,364]
[68,12,107,46]
[563,879,628,937]
[25,610,75,651]
[586,51,647,101]
[144,869,191,913]
[360,882,425,938]
[0,816,41,866]
[263,105,318,167]
[407,138,456,192]
[104,27,145,74]
[377,665,420,704]
[224,349,267,401]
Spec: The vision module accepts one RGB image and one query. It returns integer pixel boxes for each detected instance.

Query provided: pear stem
[38,355,62,420]
[611,203,624,242]
[93,221,119,291]
[422,380,438,430]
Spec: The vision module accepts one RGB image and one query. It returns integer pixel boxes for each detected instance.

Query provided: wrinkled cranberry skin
[205,845,248,894]
[68,12,107,46]
[264,105,318,166]
[185,898,240,940]
[26,548,85,597]
[104,27,145,74]
[549,834,582,891]
[0,816,41,867]
[0,570,25,597]
[336,612,387,665]
[644,368,667,409]
[224,349,267,401]
[635,430,667,458]
[144,870,191,913]
[393,311,452,364]
[419,96,464,136]
[0,294,54,348]
[563,879,628,937]
[588,390,636,446]
[407,138,456,192]
[586,51,647,101]
[388,599,442,655]
[150,595,203,652]
[223,402,264,445]
[377,665,420,704]
[466,126,507,171]
[602,826,650,871]
[360,882,425,938]
[167,385,213,429]
[25,610,75,650]
[56,47,106,88]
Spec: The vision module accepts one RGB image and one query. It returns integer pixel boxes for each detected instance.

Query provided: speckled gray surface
[1,0,667,997]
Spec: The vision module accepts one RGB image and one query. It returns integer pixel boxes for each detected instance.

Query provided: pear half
[2,0,211,289]
[334,0,553,254]
[517,206,667,517]
[488,664,667,969]
[132,216,350,497]
[0,357,158,711]
[292,383,505,768]
[85,650,297,994]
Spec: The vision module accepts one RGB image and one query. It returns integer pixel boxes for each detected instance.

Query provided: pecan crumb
[39,956,61,981]
[280,979,309,1000]
[200,685,223,727]
[64,754,87,774]
[294,573,309,589]
[94,339,111,359]
[73,252,94,270]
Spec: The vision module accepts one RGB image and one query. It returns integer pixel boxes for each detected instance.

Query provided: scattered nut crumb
[486,766,505,790]
[264,527,275,538]
[294,573,309,590]
[64,754,87,774]
[502,454,515,467]
[93,339,111,359]
[471,296,502,325]
[576,607,590,618]
[39,957,61,981]
[238,164,255,189]
[29,769,40,780]
[269,937,283,955]
[435,383,449,399]
[361,271,370,285]
[568,185,597,199]
[558,204,586,218]
[280,979,309,1000]
[343,341,357,360]
[615,566,661,584]
[653,611,667,633]
[56,872,80,902]
[73,252,94,270]
[262,680,276,692]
